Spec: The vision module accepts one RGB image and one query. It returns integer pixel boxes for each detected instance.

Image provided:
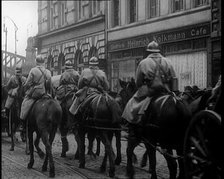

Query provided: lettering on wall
[108,23,210,52]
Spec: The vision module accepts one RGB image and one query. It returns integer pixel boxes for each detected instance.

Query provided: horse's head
[118,78,137,110]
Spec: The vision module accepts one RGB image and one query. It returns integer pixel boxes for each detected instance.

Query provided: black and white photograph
[1,0,222,179]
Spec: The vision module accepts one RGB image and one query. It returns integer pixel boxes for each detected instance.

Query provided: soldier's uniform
[20,55,51,130]
[122,41,177,124]
[56,60,80,102]
[4,65,26,119]
[69,56,121,123]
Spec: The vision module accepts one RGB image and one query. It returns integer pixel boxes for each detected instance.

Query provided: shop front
[108,23,211,92]
[39,32,106,76]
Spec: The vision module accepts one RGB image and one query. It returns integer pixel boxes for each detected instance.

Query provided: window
[78,1,89,19]
[194,0,208,7]
[92,0,101,15]
[113,0,119,27]
[149,0,159,18]
[129,0,137,23]
[172,0,183,12]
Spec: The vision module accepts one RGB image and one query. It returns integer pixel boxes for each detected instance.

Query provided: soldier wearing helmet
[19,54,51,131]
[56,60,80,102]
[4,64,26,120]
[122,41,177,124]
[69,56,109,115]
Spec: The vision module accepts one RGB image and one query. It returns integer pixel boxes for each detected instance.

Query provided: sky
[2,1,38,56]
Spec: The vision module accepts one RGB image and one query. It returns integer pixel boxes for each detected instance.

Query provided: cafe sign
[108,23,210,52]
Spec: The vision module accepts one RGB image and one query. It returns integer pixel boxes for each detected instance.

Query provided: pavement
[2,131,171,179]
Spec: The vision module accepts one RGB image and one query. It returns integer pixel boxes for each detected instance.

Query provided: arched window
[88,46,98,59]
[47,55,53,70]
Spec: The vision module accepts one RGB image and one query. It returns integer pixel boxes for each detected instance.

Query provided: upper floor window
[61,2,66,26]
[172,0,184,12]
[92,0,101,15]
[148,0,159,18]
[129,0,137,23]
[78,0,89,19]
[113,0,119,27]
[194,0,208,7]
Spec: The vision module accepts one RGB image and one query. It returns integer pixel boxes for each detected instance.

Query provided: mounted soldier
[5,64,26,122]
[55,60,80,103]
[122,40,178,124]
[19,55,52,131]
[69,56,121,124]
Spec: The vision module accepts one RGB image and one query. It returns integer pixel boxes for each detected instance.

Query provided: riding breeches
[20,96,35,120]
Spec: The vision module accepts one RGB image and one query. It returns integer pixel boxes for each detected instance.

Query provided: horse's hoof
[9,147,14,151]
[26,151,30,155]
[79,163,85,168]
[109,170,115,178]
[100,166,106,173]
[96,151,100,156]
[49,172,55,178]
[42,165,47,172]
[115,158,121,165]
[27,163,33,169]
[61,153,66,158]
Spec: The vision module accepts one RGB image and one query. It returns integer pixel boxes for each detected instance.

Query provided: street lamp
[4,16,18,58]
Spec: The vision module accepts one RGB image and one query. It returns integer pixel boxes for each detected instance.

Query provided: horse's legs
[60,111,69,158]
[126,135,139,179]
[9,112,15,151]
[145,144,157,179]
[25,119,30,155]
[74,130,79,160]
[100,150,107,173]
[100,131,115,178]
[163,149,177,179]
[48,127,57,178]
[96,136,101,156]
[176,148,184,179]
[115,131,122,165]
[41,130,56,178]
[78,129,86,168]
[60,127,69,158]
[87,131,95,157]
[34,132,45,159]
[27,130,34,169]
[140,150,148,168]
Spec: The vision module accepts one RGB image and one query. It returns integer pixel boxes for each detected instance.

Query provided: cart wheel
[184,110,222,179]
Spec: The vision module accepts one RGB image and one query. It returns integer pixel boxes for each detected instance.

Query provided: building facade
[107,0,219,92]
[35,1,107,75]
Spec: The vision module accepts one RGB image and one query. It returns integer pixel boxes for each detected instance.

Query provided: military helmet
[35,55,45,65]
[146,41,160,53]
[15,64,22,75]
[65,60,73,69]
[89,56,99,66]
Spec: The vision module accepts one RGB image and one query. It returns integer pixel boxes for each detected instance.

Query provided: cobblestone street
[2,131,171,179]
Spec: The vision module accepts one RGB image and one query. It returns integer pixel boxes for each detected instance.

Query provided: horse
[8,82,26,151]
[120,79,192,179]
[73,89,122,177]
[26,91,62,178]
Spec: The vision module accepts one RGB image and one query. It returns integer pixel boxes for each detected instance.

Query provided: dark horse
[121,80,192,179]
[74,90,122,177]
[27,94,62,178]
[8,83,26,151]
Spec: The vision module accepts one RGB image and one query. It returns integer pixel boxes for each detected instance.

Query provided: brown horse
[74,90,122,177]
[27,95,62,178]
[120,79,192,179]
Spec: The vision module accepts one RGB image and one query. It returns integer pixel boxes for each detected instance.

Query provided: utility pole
[3,17,8,82]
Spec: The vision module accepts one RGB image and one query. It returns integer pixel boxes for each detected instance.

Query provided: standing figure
[122,40,177,124]
[20,55,51,132]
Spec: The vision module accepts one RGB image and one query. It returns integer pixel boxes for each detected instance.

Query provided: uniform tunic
[5,75,26,109]
[122,53,176,124]
[20,65,51,120]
